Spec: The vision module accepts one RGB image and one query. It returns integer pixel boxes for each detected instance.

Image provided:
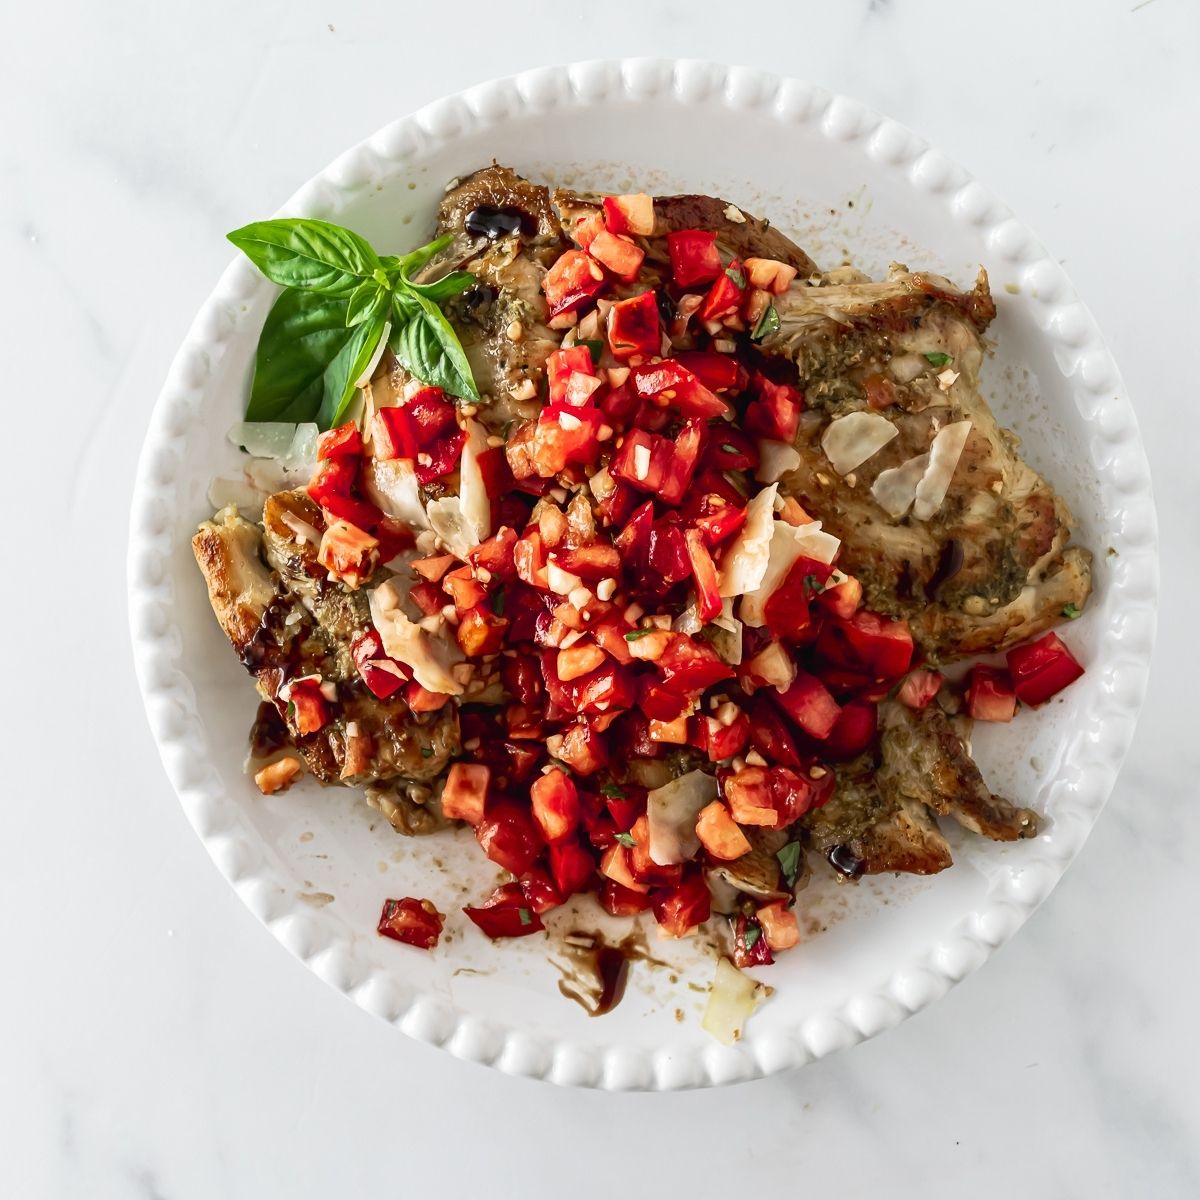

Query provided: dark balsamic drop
[464,205,534,240]
[927,538,964,598]
[828,844,865,879]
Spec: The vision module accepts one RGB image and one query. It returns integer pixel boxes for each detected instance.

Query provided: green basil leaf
[390,291,479,401]
[1062,602,1081,619]
[244,290,354,423]
[394,232,456,280]
[318,313,386,429]
[518,907,533,927]
[406,271,475,303]
[614,832,636,848]
[580,339,605,368]
[725,265,747,288]
[743,923,762,950]
[624,628,656,641]
[923,351,952,367]
[228,218,381,298]
[751,303,780,342]
[776,842,802,888]
[345,280,386,327]
[601,782,625,799]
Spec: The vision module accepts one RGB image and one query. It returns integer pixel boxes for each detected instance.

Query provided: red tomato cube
[1006,632,1085,706]
[441,762,490,825]
[966,665,1017,722]
[377,897,445,950]
[667,229,722,290]
[531,767,581,842]
[475,802,545,875]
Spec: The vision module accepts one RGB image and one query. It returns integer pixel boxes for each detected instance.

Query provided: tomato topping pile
[308,191,1087,959]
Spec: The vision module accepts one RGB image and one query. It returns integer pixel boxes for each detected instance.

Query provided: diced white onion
[647,770,719,866]
[820,411,899,475]
[913,420,972,520]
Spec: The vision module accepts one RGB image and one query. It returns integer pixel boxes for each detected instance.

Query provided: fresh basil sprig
[227,218,479,429]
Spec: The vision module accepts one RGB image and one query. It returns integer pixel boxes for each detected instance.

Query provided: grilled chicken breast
[193,503,458,807]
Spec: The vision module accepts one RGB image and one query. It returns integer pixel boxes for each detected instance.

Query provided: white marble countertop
[4,0,1197,1194]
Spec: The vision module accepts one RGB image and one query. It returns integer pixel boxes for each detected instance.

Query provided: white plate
[127,59,1158,1090]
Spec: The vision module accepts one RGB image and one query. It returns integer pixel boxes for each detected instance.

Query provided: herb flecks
[614,832,637,848]
[776,842,802,888]
[923,351,953,368]
[1062,602,1081,619]
[227,219,479,428]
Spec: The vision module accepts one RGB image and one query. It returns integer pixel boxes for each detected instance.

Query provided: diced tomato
[571,211,606,250]
[966,665,1017,722]
[744,257,799,295]
[457,605,509,657]
[744,374,803,442]
[408,580,445,617]
[652,873,711,938]
[518,866,564,915]
[698,262,746,322]
[317,421,363,460]
[757,901,800,951]
[667,229,722,290]
[607,291,661,361]
[732,914,774,968]
[531,767,580,842]
[684,528,722,621]
[441,762,490,825]
[1006,632,1085,706]
[470,526,518,580]
[404,682,450,713]
[821,699,879,761]
[630,360,728,419]
[599,878,653,917]
[648,519,691,584]
[411,554,456,582]
[574,664,637,714]
[377,897,444,950]
[673,350,747,394]
[319,491,384,533]
[282,677,329,736]
[747,696,805,769]
[610,428,670,494]
[514,531,549,588]
[317,519,379,589]
[588,230,645,282]
[547,346,595,402]
[442,566,485,613]
[463,883,545,939]
[776,671,841,739]
[599,842,648,893]
[602,192,655,237]
[898,668,943,709]
[704,427,759,473]
[307,453,355,500]
[816,573,863,620]
[549,838,596,897]
[695,709,751,762]
[692,497,747,548]
[659,417,707,506]
[557,720,609,775]
[558,543,621,580]
[766,766,820,827]
[415,429,466,484]
[604,785,645,832]
[762,559,814,641]
[543,249,607,317]
[530,406,604,475]
[695,800,751,861]
[475,802,545,875]
[819,610,914,682]
[722,766,776,825]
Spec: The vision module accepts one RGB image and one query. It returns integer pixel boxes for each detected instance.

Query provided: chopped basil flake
[776,842,802,888]
[720,442,740,455]
[518,907,533,926]
[923,351,953,367]
[751,303,780,342]
[624,628,656,641]
[420,747,433,758]
[286,700,296,719]
[725,266,747,289]
[1062,602,1081,619]
[601,782,625,799]
[614,832,636,848]
[743,923,762,950]
[580,338,604,367]
[804,574,825,595]
[491,587,506,615]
